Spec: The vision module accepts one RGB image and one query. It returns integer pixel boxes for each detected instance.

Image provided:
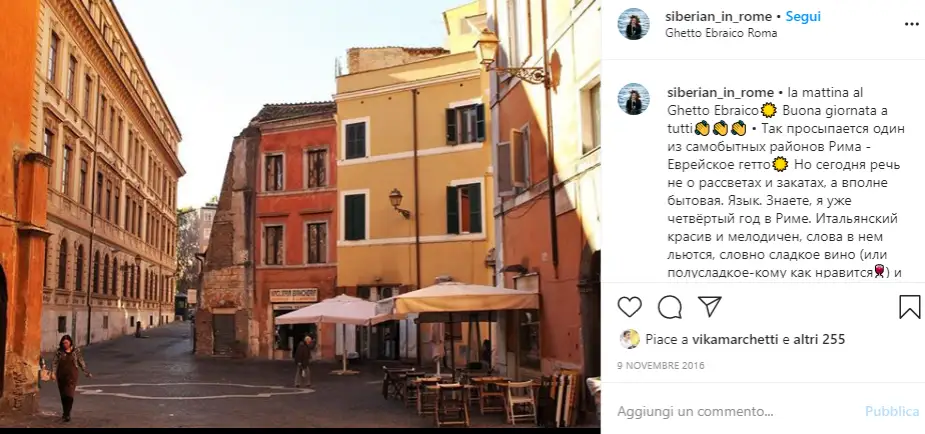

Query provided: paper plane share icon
[698,296,722,318]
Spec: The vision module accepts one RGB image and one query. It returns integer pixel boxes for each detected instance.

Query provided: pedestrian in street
[294,334,316,388]
[50,335,92,422]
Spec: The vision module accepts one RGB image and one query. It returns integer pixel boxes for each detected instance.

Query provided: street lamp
[474,29,553,86]
[388,188,411,219]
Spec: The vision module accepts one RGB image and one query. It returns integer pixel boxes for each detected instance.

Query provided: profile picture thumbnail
[621,329,640,349]
[619,8,649,41]
[618,83,649,115]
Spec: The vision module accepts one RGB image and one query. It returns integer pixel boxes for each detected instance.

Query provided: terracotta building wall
[0,0,46,414]
[254,122,338,359]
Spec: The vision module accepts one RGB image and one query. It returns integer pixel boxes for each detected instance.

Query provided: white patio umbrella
[275,294,389,375]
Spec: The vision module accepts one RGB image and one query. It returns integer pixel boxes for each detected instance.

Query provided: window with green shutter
[345,122,367,160]
[344,193,366,240]
[445,104,486,145]
[446,183,482,234]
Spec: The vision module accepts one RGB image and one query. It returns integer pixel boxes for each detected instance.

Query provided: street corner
[75,382,315,400]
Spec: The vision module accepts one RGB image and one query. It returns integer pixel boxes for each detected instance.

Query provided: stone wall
[195,128,259,357]
[346,47,449,74]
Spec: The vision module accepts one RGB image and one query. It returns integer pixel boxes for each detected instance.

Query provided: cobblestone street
[0,322,523,428]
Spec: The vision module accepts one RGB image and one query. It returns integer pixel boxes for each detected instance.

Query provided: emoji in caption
[695,120,710,136]
[712,120,728,136]
[761,103,777,118]
[731,120,747,136]
[773,156,788,172]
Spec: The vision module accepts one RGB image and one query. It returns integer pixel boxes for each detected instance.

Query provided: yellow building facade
[333,1,494,363]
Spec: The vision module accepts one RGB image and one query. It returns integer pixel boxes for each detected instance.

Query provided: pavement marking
[75,382,315,400]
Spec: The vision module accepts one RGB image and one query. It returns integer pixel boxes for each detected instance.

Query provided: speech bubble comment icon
[658,295,682,319]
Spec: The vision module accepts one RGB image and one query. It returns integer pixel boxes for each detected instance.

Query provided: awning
[275,294,392,326]
[377,281,539,315]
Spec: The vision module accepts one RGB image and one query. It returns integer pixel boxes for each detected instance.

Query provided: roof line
[110,1,182,139]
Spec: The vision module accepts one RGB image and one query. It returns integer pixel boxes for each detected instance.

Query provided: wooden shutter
[496,141,514,196]
[467,184,482,233]
[510,129,526,187]
[475,104,486,142]
[445,109,458,146]
[345,194,365,240]
[446,186,459,234]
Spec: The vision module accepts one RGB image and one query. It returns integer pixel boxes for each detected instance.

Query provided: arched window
[103,254,110,294]
[44,242,50,288]
[75,245,85,291]
[134,264,140,298]
[112,256,118,295]
[92,251,101,293]
[57,238,68,289]
[122,262,129,297]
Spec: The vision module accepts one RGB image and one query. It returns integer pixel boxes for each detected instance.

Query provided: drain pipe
[540,0,559,276]
[412,88,422,366]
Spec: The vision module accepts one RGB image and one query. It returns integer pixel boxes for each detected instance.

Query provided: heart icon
[618,297,642,318]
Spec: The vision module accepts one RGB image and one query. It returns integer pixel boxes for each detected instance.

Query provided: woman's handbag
[39,368,51,382]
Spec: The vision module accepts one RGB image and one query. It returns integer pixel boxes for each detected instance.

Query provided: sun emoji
[772,156,788,172]
[761,103,777,118]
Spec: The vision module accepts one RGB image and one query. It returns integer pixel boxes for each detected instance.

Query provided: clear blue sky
[115,0,468,209]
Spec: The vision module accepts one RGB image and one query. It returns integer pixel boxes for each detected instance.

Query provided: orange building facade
[250,103,339,360]
[0,0,51,414]
[486,0,601,396]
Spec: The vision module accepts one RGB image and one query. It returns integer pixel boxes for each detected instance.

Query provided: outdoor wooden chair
[477,377,507,415]
[382,366,413,400]
[417,377,442,416]
[506,380,537,425]
[404,371,427,408]
[434,383,470,428]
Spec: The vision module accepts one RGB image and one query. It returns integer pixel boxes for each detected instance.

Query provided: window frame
[263,153,284,192]
[304,221,329,264]
[445,102,486,146]
[341,118,370,160]
[57,238,68,290]
[580,78,602,155]
[61,145,72,195]
[445,179,485,235]
[83,75,93,118]
[262,224,285,266]
[66,55,77,102]
[47,32,60,83]
[506,0,533,68]
[304,147,328,189]
[340,190,369,242]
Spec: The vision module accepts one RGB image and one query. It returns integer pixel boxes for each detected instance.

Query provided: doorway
[375,320,400,360]
[0,265,7,394]
[212,314,236,356]
[273,309,317,359]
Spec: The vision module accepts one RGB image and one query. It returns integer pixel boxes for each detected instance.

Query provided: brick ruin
[193,128,259,357]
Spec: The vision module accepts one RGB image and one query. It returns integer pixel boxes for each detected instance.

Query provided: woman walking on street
[51,335,92,422]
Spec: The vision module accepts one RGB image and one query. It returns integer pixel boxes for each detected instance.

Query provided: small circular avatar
[619,83,649,115]
[621,329,641,349]
[619,8,649,41]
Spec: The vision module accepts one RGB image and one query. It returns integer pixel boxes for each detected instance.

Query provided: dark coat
[626,23,642,40]
[626,98,642,115]
[294,340,316,366]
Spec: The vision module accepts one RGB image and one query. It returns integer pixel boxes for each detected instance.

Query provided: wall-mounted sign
[187,289,198,304]
[273,303,313,311]
[269,288,318,303]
